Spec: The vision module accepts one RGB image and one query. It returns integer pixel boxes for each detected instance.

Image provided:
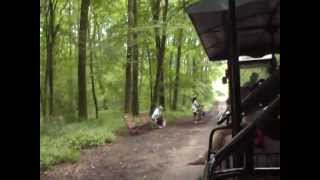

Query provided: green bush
[164,108,191,124]
[40,110,123,170]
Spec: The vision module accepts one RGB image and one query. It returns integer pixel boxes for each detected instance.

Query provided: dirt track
[40,102,225,180]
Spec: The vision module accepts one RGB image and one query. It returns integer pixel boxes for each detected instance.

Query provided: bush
[164,109,190,124]
[40,110,123,170]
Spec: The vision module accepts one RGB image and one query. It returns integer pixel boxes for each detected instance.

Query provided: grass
[40,108,192,170]
[164,108,191,124]
[40,110,123,170]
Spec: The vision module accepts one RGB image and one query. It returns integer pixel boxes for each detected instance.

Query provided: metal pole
[228,0,242,168]
[228,0,241,138]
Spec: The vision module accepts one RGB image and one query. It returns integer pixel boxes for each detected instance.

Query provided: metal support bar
[207,126,231,161]
[228,0,241,137]
[213,167,280,179]
[227,0,242,168]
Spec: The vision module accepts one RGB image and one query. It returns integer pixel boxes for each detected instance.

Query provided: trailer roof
[186,0,280,61]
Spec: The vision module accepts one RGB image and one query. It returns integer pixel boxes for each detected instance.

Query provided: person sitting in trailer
[243,72,259,88]
[242,73,265,148]
[151,105,166,129]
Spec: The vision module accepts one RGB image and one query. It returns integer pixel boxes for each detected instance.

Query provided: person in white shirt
[192,97,201,124]
[151,106,166,128]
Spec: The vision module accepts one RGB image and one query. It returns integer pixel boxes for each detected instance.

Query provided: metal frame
[186,0,280,61]
[205,97,280,180]
[223,0,278,169]
[226,0,243,168]
[213,167,280,179]
[186,0,280,179]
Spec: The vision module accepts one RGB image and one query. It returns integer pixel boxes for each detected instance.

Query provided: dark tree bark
[131,0,139,115]
[44,0,59,118]
[40,88,45,118]
[159,68,165,107]
[150,0,161,113]
[172,28,183,110]
[124,0,134,113]
[124,0,140,115]
[78,0,90,119]
[150,0,168,112]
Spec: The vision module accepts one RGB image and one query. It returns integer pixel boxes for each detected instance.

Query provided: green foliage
[40,108,198,170]
[40,0,227,170]
[240,67,269,86]
[40,110,123,170]
[40,136,80,170]
[165,108,190,124]
[40,0,224,118]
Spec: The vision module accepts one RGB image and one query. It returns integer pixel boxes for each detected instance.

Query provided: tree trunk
[40,88,45,118]
[131,0,139,115]
[150,0,161,113]
[124,0,134,113]
[172,28,183,110]
[44,0,58,118]
[159,0,168,109]
[139,48,143,94]
[159,68,165,108]
[146,45,153,114]
[150,0,168,112]
[78,0,90,119]
[89,12,99,119]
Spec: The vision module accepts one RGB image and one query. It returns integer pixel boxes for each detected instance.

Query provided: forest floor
[40,101,226,180]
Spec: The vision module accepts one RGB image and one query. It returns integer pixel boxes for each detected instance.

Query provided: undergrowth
[40,108,194,170]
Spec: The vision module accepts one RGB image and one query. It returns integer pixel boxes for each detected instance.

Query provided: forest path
[40,102,226,180]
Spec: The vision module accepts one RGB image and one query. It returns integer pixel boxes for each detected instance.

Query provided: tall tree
[131,0,139,115]
[150,0,168,112]
[172,28,183,110]
[124,0,134,114]
[78,0,90,119]
[44,0,59,117]
[146,44,153,106]
[39,0,224,121]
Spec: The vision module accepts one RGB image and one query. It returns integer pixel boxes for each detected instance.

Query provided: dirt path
[41,102,226,180]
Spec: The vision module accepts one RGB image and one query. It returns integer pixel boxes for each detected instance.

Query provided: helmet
[159,105,164,110]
